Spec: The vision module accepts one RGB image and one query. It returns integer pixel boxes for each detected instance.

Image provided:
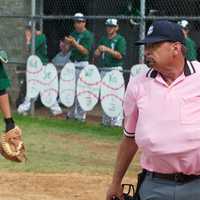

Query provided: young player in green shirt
[18,22,62,116]
[68,29,93,63]
[94,18,127,127]
[94,19,126,68]
[65,13,94,122]
[178,20,197,61]
[65,13,94,65]
[25,23,48,64]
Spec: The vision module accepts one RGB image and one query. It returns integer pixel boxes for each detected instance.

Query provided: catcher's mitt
[0,126,26,162]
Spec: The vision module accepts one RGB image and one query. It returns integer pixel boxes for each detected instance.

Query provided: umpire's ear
[172,42,183,56]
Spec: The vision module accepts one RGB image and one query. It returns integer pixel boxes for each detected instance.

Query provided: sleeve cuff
[123,129,135,138]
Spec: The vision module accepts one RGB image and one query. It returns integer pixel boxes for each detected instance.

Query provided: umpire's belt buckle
[174,173,184,182]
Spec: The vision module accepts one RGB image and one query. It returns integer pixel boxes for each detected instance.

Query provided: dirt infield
[0,108,138,200]
[0,172,136,200]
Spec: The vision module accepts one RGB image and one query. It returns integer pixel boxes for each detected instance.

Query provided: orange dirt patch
[0,172,137,200]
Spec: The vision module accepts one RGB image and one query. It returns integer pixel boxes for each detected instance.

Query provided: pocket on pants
[139,175,173,200]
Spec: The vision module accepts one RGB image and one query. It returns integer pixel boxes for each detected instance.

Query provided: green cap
[0,50,8,63]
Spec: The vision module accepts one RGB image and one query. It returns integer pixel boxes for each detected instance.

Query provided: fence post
[39,0,43,32]
[30,0,36,116]
[31,0,36,55]
[139,0,146,64]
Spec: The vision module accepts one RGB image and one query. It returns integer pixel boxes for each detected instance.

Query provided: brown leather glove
[0,126,26,162]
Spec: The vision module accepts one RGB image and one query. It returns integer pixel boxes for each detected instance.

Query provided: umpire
[106,20,200,200]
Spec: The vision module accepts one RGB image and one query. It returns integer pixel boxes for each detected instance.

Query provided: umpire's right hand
[106,183,124,200]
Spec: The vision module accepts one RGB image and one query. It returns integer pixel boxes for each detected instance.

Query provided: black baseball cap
[135,20,185,45]
[27,21,41,31]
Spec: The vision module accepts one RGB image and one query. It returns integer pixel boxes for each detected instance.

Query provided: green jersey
[29,33,48,64]
[69,30,94,62]
[185,37,197,61]
[0,62,10,90]
[98,34,126,67]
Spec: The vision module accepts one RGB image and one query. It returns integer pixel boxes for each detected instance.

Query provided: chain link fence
[0,0,200,114]
[1,0,200,65]
[1,1,200,65]
[42,0,141,67]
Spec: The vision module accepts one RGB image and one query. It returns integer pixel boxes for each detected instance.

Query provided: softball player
[65,13,94,121]
[94,18,127,126]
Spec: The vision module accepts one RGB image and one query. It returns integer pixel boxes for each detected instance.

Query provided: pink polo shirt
[123,60,200,175]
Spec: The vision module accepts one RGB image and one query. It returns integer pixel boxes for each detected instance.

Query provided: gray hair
[181,44,187,57]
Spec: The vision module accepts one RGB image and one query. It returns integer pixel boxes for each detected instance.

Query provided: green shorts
[0,62,10,90]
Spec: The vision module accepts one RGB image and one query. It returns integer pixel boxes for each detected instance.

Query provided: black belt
[145,170,200,183]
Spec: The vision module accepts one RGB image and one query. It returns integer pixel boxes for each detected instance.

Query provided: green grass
[0,113,132,174]
[14,113,123,140]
